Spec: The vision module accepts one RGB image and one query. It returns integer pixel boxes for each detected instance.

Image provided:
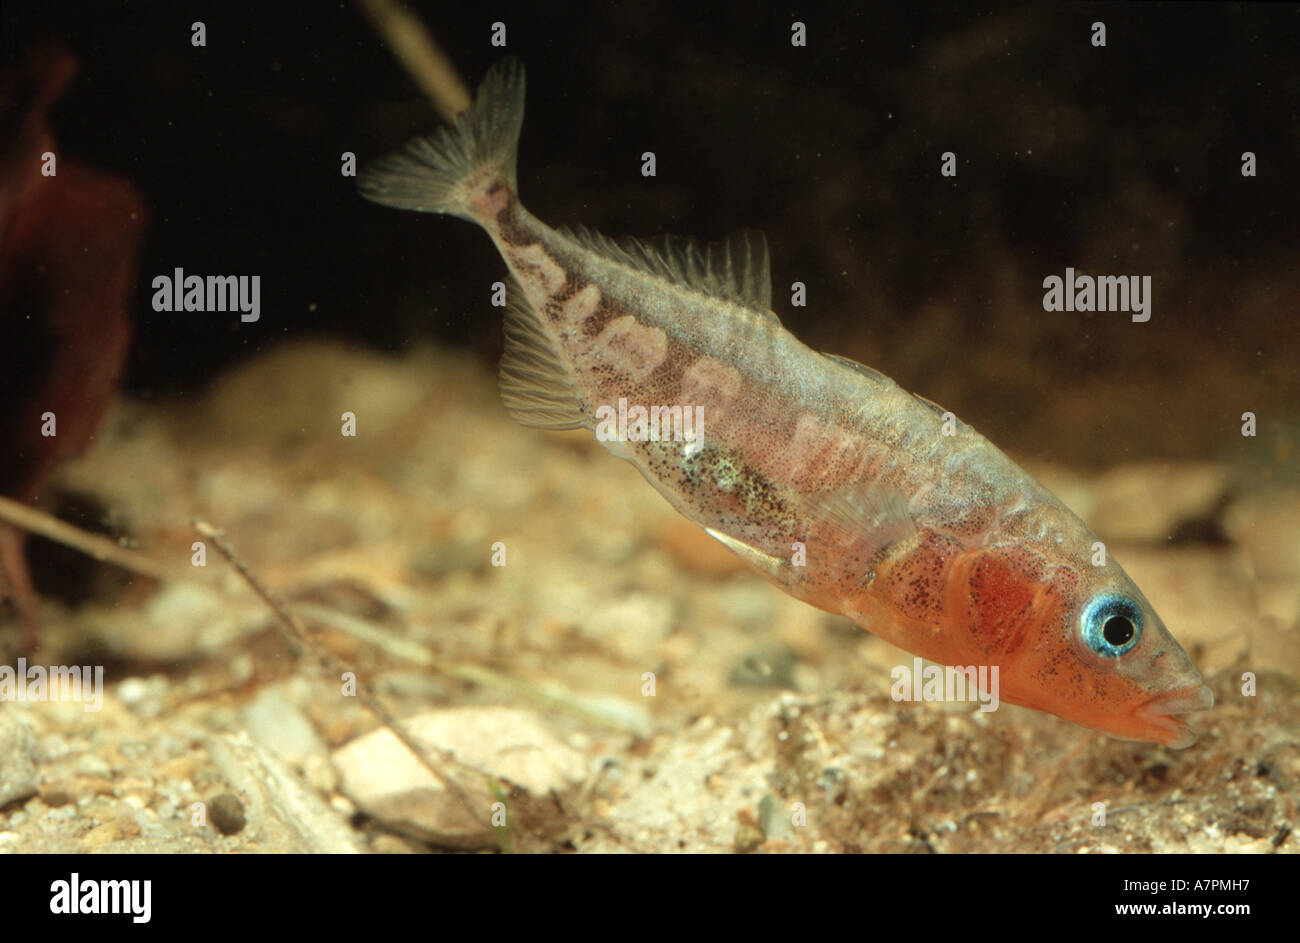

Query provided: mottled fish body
[361,60,1213,747]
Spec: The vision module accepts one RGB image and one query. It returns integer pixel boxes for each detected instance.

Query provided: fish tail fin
[358,58,525,222]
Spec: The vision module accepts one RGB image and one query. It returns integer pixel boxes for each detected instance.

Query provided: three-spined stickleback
[360,59,1213,748]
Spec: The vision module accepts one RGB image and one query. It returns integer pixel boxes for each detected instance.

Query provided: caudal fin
[358,58,525,221]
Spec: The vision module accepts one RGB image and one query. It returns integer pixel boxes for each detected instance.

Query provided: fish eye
[1080,593,1143,658]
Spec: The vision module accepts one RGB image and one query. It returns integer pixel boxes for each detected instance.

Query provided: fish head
[1068,575,1214,749]
[952,544,1213,748]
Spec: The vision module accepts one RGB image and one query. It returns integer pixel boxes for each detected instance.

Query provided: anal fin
[498,278,588,430]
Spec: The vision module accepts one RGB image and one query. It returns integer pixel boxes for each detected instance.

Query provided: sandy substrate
[0,341,1295,853]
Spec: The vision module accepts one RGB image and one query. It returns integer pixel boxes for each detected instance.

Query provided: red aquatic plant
[0,44,147,649]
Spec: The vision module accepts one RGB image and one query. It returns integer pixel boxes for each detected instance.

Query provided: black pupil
[1103,615,1134,647]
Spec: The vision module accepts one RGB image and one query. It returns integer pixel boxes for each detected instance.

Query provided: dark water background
[3,0,1297,468]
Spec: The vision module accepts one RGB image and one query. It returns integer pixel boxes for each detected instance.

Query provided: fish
[359,59,1214,748]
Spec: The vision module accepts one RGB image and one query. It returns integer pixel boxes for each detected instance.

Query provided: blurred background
[2,0,1296,468]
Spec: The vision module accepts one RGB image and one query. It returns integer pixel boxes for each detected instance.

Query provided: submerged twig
[292,602,651,735]
[0,493,174,583]
[355,0,471,123]
[0,495,649,733]
[0,495,647,734]
[193,518,489,828]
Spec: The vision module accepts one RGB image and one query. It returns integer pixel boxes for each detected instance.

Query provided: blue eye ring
[1081,593,1143,658]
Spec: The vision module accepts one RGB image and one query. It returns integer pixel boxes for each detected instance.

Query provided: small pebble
[208,792,246,835]
[0,714,39,806]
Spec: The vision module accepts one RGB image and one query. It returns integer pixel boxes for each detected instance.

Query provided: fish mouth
[1135,684,1215,749]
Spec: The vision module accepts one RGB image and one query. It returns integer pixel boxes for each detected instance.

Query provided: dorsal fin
[822,352,893,386]
[823,352,949,417]
[910,392,947,417]
[558,225,775,318]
